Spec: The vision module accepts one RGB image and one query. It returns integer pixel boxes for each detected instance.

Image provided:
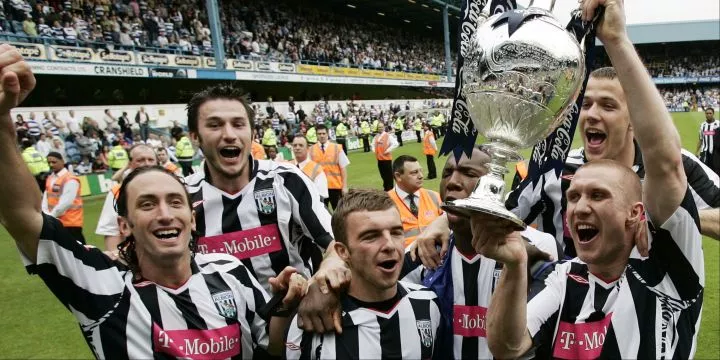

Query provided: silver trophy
[443,5,586,229]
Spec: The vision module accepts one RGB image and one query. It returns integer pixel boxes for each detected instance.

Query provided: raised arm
[585,0,686,224]
[0,45,41,261]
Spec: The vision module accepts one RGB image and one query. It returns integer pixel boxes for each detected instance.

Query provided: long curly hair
[114,166,197,279]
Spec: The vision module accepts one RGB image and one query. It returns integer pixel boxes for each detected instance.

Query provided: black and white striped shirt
[507,142,719,257]
[286,282,442,359]
[186,159,333,293]
[21,214,274,359]
[527,188,704,359]
[400,227,559,359]
[699,120,719,155]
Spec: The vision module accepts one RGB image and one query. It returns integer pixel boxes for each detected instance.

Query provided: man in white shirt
[35,133,52,157]
[103,109,118,131]
[65,110,81,134]
[289,135,329,201]
[41,152,85,243]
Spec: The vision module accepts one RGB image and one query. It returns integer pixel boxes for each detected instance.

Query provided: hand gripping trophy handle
[442,2,588,230]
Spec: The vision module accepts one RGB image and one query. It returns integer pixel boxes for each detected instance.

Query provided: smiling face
[579,77,633,162]
[190,99,253,181]
[118,171,195,268]
[565,164,642,272]
[336,208,405,298]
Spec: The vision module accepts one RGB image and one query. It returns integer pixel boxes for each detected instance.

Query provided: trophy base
[443,197,527,231]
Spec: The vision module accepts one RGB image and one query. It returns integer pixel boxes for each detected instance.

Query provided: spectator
[65,110,81,134]
[35,133,52,157]
[75,156,93,175]
[135,106,149,141]
[22,14,37,37]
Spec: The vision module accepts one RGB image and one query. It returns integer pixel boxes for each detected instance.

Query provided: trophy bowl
[443,7,586,229]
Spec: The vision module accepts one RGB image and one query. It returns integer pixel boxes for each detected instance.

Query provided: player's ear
[334,242,350,262]
[191,209,196,233]
[118,216,132,238]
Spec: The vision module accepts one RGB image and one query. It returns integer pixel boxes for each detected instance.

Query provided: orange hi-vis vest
[423,131,436,156]
[45,171,83,227]
[111,183,121,199]
[164,161,180,174]
[387,188,443,248]
[515,161,528,181]
[289,159,324,181]
[375,133,392,161]
[310,142,343,189]
[251,142,266,160]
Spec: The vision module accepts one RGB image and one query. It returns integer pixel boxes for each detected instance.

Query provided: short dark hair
[331,189,396,245]
[589,67,617,80]
[115,166,196,277]
[392,155,418,174]
[47,152,64,161]
[315,124,328,132]
[705,108,715,114]
[156,147,167,154]
[186,84,255,134]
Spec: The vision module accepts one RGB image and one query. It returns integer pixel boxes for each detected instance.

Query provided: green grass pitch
[0,112,717,358]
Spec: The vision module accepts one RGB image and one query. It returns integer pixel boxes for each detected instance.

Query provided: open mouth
[378,259,398,271]
[576,224,599,243]
[153,229,180,240]
[585,129,607,146]
[219,146,241,158]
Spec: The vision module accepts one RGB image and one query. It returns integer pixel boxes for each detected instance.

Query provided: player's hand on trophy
[582,0,627,46]
[470,213,527,267]
[297,281,343,334]
[0,44,35,118]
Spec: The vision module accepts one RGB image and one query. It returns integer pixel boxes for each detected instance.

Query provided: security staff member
[107,140,128,172]
[251,141,267,160]
[22,138,49,191]
[306,124,317,145]
[335,119,349,155]
[414,117,423,143]
[261,122,277,148]
[423,122,438,179]
[360,118,371,152]
[310,124,350,210]
[393,116,404,147]
[371,117,381,135]
[372,125,399,191]
[172,127,195,176]
[42,152,84,243]
[387,155,443,248]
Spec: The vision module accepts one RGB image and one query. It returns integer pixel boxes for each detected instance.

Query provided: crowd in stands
[647,56,719,78]
[0,0,455,75]
[660,86,720,112]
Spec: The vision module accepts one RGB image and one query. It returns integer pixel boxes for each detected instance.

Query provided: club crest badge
[212,291,237,318]
[254,189,276,215]
[416,319,434,349]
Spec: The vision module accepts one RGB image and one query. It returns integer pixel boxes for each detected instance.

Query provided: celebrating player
[0,46,306,359]
[481,1,704,358]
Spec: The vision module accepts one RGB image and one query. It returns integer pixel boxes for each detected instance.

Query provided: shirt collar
[394,186,418,199]
[52,168,68,178]
[297,157,310,167]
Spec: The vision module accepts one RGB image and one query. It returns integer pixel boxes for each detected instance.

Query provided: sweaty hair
[186,84,255,134]
[589,67,617,80]
[115,166,196,277]
[392,155,418,174]
[576,159,642,203]
[331,189,396,245]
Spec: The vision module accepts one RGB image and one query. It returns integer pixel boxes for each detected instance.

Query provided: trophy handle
[527,0,557,12]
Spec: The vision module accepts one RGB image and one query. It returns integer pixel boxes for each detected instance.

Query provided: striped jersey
[507,142,719,258]
[21,214,275,359]
[186,159,333,293]
[699,120,719,154]
[400,227,559,359]
[286,282,442,359]
[527,188,704,359]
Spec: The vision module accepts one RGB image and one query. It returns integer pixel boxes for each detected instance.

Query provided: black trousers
[179,160,194,176]
[66,226,86,244]
[361,135,370,152]
[378,160,394,191]
[426,154,437,179]
[431,126,440,139]
[35,174,46,192]
[395,131,403,146]
[416,130,422,143]
[336,138,348,155]
[324,189,343,211]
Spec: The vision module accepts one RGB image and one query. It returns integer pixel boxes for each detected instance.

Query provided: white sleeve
[522,227,559,262]
[41,191,50,214]
[527,264,566,338]
[386,136,399,153]
[370,135,377,151]
[51,180,79,218]
[338,150,350,167]
[314,171,329,200]
[429,136,437,150]
[95,191,120,236]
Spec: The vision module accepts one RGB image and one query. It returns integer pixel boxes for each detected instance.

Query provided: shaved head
[575,159,642,204]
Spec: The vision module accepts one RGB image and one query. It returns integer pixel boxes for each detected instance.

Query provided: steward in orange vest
[373,127,397,191]
[388,187,443,248]
[43,152,85,243]
[251,141,266,160]
[309,125,348,210]
[422,124,438,179]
